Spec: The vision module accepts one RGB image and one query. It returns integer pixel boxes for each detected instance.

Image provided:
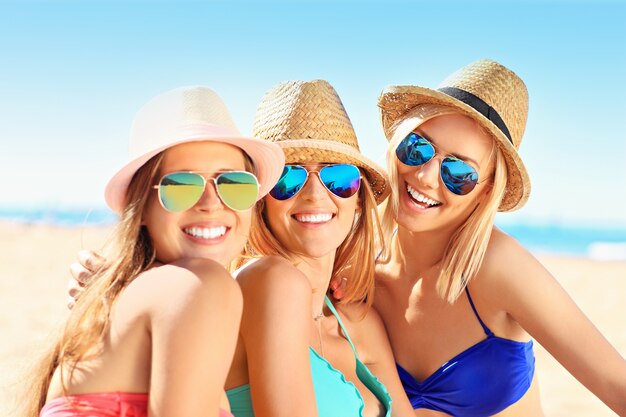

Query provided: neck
[292,252,335,318]
[392,224,453,279]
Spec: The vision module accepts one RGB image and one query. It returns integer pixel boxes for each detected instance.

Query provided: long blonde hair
[247,168,383,308]
[381,113,508,303]
[25,152,164,417]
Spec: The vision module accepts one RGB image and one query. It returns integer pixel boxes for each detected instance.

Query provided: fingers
[329,277,348,300]
[78,249,105,272]
[70,261,93,286]
[67,277,84,311]
[67,249,104,311]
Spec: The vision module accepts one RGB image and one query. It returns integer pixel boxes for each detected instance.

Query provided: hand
[329,276,347,300]
[67,249,105,309]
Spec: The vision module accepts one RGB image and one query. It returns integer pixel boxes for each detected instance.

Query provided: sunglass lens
[319,164,361,198]
[159,172,205,212]
[396,133,435,166]
[441,157,479,195]
[216,171,259,211]
[270,165,308,200]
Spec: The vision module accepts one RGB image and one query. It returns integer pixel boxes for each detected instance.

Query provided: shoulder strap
[375,227,398,262]
[465,287,494,337]
[324,296,358,356]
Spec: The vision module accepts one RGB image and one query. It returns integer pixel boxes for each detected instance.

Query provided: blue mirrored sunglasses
[395,132,480,196]
[269,164,361,201]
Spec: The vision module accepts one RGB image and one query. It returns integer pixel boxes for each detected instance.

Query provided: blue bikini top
[397,287,535,417]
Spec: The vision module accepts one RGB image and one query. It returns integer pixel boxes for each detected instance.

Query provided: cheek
[395,162,416,182]
[236,211,253,237]
[337,197,358,226]
[264,200,289,232]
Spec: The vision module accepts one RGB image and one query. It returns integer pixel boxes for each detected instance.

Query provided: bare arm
[483,230,626,415]
[145,258,242,417]
[237,256,318,417]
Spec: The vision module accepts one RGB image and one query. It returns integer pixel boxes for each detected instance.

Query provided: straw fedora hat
[105,86,285,213]
[378,59,530,212]
[252,79,389,204]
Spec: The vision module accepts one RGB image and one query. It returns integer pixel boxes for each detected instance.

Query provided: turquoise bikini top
[226,296,392,417]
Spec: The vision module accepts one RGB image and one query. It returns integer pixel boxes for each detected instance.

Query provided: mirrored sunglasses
[395,132,480,196]
[269,164,361,201]
[153,171,259,212]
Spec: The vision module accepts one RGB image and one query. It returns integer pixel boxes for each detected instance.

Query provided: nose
[298,172,328,201]
[415,157,441,190]
[194,180,224,212]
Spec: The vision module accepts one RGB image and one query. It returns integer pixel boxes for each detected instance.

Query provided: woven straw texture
[378,59,530,212]
[253,80,389,203]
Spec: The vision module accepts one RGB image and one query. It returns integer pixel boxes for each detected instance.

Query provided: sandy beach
[1,221,624,416]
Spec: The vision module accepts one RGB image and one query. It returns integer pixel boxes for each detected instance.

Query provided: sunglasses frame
[396,132,485,196]
[269,164,362,201]
[152,170,260,212]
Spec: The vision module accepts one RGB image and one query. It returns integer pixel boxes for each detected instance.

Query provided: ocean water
[2,207,626,260]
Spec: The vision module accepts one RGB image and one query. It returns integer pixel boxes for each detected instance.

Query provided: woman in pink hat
[334,59,626,416]
[27,86,284,417]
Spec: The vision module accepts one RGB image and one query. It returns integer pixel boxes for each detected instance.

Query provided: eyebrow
[416,131,481,167]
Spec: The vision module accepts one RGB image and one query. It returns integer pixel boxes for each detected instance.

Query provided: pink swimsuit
[40,392,234,417]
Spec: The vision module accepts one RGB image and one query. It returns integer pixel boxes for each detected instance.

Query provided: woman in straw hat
[28,86,285,417]
[223,79,415,417]
[343,59,625,415]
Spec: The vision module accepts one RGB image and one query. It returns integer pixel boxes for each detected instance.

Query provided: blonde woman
[337,59,626,416]
[30,86,284,417]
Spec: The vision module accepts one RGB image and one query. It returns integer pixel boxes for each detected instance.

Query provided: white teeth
[294,213,333,223]
[184,226,227,239]
[407,184,441,207]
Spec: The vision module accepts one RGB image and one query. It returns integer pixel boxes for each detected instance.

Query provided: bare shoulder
[236,255,312,300]
[477,227,538,284]
[334,301,383,328]
[135,258,237,293]
[334,301,388,359]
[475,226,555,307]
[237,256,312,339]
[121,258,240,317]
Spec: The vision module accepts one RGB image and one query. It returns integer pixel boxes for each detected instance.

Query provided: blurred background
[1,0,625,258]
[1,1,625,416]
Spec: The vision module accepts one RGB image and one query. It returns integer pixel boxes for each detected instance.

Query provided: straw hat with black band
[378,59,530,212]
[253,79,390,204]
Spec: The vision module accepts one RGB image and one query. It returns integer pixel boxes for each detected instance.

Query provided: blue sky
[1,0,625,226]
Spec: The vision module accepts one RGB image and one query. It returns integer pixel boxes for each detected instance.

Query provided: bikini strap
[464,287,494,337]
[375,227,398,262]
[324,296,359,357]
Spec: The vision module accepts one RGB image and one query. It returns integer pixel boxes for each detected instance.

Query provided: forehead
[418,113,494,164]
[161,141,247,171]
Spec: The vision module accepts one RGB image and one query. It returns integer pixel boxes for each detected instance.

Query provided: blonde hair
[381,111,508,303]
[25,153,164,417]
[247,169,383,308]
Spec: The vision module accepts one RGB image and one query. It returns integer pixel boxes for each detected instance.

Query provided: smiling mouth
[406,183,442,208]
[292,213,335,224]
[183,226,228,240]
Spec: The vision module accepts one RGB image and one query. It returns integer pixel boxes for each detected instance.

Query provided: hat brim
[105,133,285,214]
[277,139,390,204]
[379,85,530,211]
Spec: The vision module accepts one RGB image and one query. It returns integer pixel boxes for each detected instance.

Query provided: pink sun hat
[105,86,285,214]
